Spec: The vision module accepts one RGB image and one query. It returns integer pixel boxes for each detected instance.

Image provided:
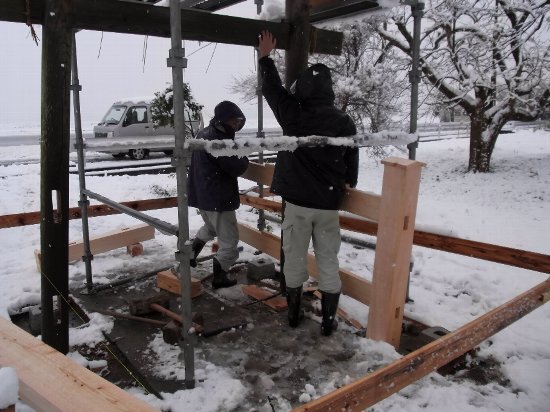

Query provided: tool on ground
[127,293,204,336]
[94,309,169,326]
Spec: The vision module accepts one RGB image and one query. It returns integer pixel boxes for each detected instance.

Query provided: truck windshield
[101,105,127,125]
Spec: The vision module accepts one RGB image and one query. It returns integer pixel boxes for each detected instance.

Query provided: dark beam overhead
[310,0,380,23]
[0,0,343,55]
[193,0,247,12]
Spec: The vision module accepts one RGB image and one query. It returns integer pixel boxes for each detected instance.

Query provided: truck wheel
[129,148,149,160]
[112,153,126,159]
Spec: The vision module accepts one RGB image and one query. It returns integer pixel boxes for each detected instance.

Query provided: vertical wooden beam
[284,0,311,89]
[367,157,425,347]
[40,0,72,354]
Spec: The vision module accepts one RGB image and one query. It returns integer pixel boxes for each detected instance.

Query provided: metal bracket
[167,47,188,68]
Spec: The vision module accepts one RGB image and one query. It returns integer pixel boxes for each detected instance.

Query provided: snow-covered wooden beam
[294,278,550,412]
[0,0,343,55]
[185,132,417,157]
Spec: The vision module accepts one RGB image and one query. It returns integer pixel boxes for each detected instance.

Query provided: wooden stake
[367,157,424,348]
[294,278,550,412]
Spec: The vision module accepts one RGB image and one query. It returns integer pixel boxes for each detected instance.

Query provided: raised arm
[259,30,276,58]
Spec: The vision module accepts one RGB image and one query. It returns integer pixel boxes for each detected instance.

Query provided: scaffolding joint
[73,141,86,150]
[70,84,82,92]
[77,199,90,207]
[167,47,187,68]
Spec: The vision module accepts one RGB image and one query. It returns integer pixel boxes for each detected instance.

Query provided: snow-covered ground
[0,128,549,411]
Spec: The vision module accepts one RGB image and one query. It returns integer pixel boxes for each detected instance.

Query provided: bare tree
[229,24,408,134]
[375,0,550,172]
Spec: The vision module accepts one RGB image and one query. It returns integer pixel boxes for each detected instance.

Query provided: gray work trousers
[195,209,239,272]
[282,202,342,293]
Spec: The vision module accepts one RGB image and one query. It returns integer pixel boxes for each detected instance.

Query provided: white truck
[92,97,203,160]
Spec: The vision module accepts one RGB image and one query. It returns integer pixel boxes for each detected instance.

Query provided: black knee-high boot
[286,286,304,328]
[190,238,206,268]
[321,291,340,336]
[212,258,237,289]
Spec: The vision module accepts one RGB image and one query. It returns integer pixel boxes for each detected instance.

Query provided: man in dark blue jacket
[188,101,248,289]
[259,30,359,336]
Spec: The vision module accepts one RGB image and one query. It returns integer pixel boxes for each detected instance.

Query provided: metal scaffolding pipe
[82,189,178,236]
[169,0,196,389]
[71,31,95,294]
[407,0,424,160]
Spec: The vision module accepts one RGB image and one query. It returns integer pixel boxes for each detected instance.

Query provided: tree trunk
[468,115,499,173]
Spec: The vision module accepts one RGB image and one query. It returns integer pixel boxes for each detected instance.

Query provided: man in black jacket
[258,30,359,336]
[188,100,248,289]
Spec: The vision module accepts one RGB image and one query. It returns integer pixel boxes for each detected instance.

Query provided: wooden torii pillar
[40,0,72,354]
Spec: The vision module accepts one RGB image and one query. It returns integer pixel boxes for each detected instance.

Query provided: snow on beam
[185,132,417,157]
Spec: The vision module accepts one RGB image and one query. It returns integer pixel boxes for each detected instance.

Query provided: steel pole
[71,32,95,294]
[407,0,424,160]
[168,0,195,389]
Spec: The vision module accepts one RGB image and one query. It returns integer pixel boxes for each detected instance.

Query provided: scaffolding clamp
[167,47,187,68]
[70,84,82,92]
[73,141,86,150]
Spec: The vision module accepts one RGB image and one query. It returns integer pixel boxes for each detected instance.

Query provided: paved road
[0,133,93,147]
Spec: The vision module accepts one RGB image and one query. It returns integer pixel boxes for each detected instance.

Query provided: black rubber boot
[190,238,206,268]
[286,286,304,328]
[321,291,340,336]
[212,258,237,289]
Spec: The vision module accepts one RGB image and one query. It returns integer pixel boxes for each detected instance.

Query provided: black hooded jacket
[259,57,359,210]
[188,101,249,212]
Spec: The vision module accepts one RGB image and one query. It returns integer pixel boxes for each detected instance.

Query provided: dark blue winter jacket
[259,57,359,210]
[188,101,249,212]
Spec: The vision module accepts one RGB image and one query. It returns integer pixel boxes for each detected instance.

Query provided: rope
[25,0,40,46]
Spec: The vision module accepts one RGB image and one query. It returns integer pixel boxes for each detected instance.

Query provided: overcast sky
[0,2,281,130]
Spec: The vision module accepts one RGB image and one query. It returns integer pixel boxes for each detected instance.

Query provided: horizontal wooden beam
[0,0,343,55]
[34,224,155,270]
[241,162,381,221]
[294,278,550,412]
[0,197,179,229]
[3,194,549,274]
[338,215,550,274]
[0,317,157,412]
[310,0,380,23]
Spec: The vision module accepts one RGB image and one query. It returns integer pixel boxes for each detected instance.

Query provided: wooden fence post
[367,157,425,347]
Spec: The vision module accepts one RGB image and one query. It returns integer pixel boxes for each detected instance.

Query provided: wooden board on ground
[242,284,287,312]
[34,223,155,271]
[157,270,202,298]
[0,317,157,412]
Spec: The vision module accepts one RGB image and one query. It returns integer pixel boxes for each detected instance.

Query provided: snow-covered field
[0,128,549,411]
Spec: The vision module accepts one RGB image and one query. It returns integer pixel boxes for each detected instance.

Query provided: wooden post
[40,0,72,354]
[285,0,311,88]
[367,157,425,347]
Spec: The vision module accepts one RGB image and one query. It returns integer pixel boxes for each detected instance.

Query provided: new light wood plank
[242,285,287,311]
[157,270,202,298]
[241,163,381,221]
[0,317,158,412]
[34,224,155,270]
[294,278,550,412]
[367,158,424,347]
